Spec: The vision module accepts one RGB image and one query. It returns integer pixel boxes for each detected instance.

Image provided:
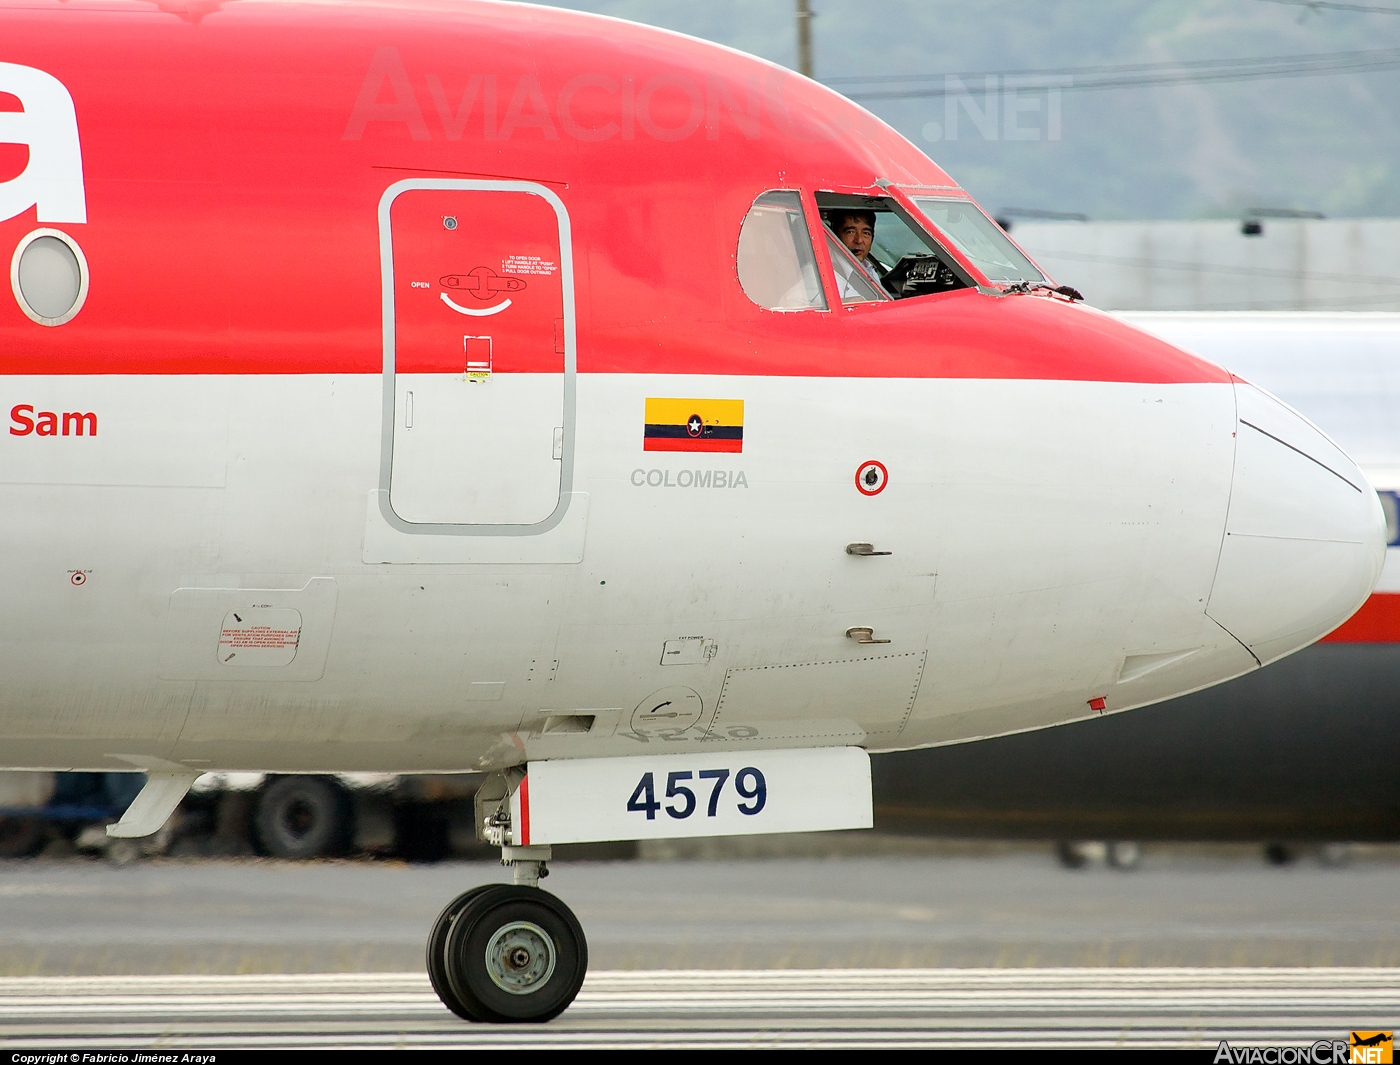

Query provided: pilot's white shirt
[834,252,885,302]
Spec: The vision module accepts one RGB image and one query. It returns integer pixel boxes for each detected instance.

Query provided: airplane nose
[1205,381,1386,664]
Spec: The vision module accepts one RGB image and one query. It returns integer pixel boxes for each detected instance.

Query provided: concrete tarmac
[2,842,1400,976]
[2,968,1397,1049]
[4,845,1400,1048]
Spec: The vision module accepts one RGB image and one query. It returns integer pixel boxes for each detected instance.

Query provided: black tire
[0,815,43,858]
[252,776,349,859]
[426,886,495,1022]
[1054,840,1088,869]
[393,802,451,863]
[444,885,588,1023]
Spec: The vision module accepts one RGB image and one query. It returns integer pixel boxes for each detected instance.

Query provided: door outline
[376,179,577,536]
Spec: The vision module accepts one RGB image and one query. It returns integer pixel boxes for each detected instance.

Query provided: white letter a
[0,63,86,224]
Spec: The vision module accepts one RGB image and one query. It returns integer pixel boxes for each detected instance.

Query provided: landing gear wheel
[442,884,587,1023]
[426,886,494,1021]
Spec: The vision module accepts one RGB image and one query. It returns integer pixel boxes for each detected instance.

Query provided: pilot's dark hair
[827,208,877,230]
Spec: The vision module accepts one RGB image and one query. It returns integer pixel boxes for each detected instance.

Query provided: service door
[385,182,571,527]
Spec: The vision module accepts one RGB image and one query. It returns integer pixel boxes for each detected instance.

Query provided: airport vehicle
[0,0,1383,1022]
[0,771,143,858]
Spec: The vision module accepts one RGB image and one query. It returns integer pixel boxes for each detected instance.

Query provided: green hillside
[535,0,1400,220]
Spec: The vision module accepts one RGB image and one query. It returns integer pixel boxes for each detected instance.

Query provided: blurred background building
[1008,216,1400,311]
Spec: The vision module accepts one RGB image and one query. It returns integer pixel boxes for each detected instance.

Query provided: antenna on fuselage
[795,0,814,79]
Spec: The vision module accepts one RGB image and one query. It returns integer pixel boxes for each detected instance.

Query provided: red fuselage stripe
[1321,592,1400,643]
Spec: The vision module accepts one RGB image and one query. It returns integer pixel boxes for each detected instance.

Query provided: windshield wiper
[1001,280,1084,301]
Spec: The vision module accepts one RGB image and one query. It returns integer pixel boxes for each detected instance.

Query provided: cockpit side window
[818,192,972,301]
[736,190,828,312]
[825,231,889,306]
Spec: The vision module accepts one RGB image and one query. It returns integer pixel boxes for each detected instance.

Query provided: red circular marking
[70,572,86,586]
[855,460,888,496]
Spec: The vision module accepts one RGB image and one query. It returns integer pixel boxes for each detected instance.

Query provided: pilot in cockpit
[828,209,887,285]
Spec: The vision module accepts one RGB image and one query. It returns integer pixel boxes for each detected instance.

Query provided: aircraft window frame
[10,227,89,327]
[735,189,829,313]
[815,191,977,306]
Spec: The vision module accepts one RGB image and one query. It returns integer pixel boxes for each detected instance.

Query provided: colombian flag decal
[643,397,744,453]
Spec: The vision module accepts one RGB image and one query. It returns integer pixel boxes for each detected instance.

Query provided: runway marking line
[2,969,1396,1050]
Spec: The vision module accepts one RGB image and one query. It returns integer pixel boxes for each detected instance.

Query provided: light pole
[796,0,814,78]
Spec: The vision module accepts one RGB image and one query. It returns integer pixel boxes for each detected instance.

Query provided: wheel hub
[484,921,556,995]
[283,798,315,838]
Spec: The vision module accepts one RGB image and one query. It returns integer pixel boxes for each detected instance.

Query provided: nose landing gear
[426,844,589,1023]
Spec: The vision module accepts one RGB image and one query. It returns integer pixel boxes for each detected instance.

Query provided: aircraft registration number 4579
[508,747,873,846]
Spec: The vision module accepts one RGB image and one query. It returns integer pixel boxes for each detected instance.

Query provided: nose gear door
[382,181,574,529]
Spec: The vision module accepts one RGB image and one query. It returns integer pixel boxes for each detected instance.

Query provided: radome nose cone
[1206,382,1386,664]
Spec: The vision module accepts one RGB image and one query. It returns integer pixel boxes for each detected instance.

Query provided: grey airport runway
[2,839,1399,1049]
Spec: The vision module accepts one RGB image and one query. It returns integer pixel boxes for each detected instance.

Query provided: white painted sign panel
[510,747,872,846]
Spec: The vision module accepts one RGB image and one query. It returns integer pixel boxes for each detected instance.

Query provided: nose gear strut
[425,770,587,1023]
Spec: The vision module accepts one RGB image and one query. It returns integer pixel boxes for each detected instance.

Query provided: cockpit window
[817,192,970,301]
[736,190,828,312]
[913,198,1046,285]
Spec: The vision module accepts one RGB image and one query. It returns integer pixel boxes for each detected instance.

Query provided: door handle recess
[846,626,891,645]
[846,542,891,556]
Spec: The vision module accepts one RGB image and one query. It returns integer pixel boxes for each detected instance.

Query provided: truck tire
[0,815,43,858]
[253,776,349,859]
